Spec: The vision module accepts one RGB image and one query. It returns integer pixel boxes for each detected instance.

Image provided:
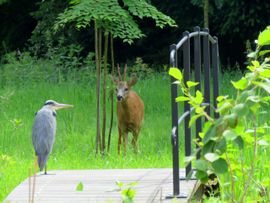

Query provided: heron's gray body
[32,106,56,171]
[32,100,73,174]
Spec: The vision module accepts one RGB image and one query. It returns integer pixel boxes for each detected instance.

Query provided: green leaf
[259,69,270,78]
[247,51,257,58]
[250,102,261,113]
[233,136,244,149]
[189,114,202,127]
[122,188,136,200]
[258,50,270,57]
[239,89,255,103]
[254,82,270,93]
[203,125,217,143]
[187,81,199,88]
[169,68,183,81]
[232,103,248,117]
[194,160,209,171]
[116,181,124,189]
[223,129,237,141]
[224,113,238,128]
[76,182,84,191]
[204,153,219,162]
[214,137,227,154]
[194,90,204,104]
[251,60,260,68]
[202,140,215,155]
[257,140,269,146]
[202,121,212,134]
[185,156,196,165]
[231,77,248,90]
[258,26,270,46]
[246,95,260,103]
[212,158,228,174]
[217,101,233,115]
[195,170,209,183]
[175,96,189,102]
[217,95,228,102]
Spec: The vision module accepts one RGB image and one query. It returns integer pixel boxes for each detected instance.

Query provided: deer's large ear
[111,75,118,84]
[128,74,137,86]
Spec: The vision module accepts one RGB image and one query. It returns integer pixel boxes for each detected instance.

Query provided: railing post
[170,44,180,196]
[194,26,202,159]
[169,27,220,198]
[183,31,191,177]
[203,28,211,116]
[212,37,219,118]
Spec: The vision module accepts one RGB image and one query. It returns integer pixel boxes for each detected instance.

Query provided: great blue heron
[32,100,73,174]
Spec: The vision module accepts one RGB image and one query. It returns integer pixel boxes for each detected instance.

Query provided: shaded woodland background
[0,0,270,69]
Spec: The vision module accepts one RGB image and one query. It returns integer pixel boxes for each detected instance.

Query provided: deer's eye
[124,88,128,91]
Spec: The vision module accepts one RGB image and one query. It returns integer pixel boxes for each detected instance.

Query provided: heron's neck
[42,106,57,116]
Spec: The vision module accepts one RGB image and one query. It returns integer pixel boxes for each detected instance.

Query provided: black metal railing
[169,26,220,197]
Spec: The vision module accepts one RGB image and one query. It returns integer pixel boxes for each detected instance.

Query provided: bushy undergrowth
[0,51,96,87]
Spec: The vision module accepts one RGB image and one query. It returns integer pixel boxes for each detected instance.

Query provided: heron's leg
[44,165,47,175]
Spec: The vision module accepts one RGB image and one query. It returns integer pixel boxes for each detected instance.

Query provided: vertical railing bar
[193,26,202,159]
[170,44,180,196]
[212,37,220,118]
[183,31,191,177]
[203,28,211,116]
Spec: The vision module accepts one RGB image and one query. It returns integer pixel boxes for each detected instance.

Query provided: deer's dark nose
[117,95,123,101]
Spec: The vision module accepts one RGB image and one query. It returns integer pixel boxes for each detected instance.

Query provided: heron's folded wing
[32,110,56,156]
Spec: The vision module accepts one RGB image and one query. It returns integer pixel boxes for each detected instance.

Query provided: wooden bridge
[4,168,195,203]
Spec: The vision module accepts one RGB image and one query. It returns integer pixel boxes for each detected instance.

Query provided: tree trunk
[101,32,109,154]
[204,0,209,28]
[107,34,115,152]
[95,20,101,155]
[98,27,102,152]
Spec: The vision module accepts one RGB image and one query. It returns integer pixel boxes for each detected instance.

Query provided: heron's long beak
[54,103,74,110]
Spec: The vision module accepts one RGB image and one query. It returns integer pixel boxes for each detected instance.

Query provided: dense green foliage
[169,27,270,202]
[54,0,176,44]
[1,0,270,67]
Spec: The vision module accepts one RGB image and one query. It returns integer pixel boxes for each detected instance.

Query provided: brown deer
[112,64,144,154]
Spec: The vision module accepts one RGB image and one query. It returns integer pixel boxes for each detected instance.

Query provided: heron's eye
[115,88,118,92]
[124,88,128,91]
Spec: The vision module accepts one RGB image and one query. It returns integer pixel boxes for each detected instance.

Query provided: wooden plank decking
[4,168,196,203]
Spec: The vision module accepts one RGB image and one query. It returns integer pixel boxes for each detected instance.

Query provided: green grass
[0,66,269,202]
[0,72,175,200]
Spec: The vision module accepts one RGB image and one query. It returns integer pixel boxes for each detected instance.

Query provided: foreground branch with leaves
[169,26,270,202]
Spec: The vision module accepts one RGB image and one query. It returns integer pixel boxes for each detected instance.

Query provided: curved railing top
[170,29,218,66]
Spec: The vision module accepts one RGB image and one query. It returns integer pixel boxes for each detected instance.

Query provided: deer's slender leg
[118,126,122,155]
[132,130,139,153]
[123,131,128,155]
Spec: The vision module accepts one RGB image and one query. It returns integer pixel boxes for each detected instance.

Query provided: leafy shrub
[169,26,270,202]
[0,51,96,87]
[129,57,154,79]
